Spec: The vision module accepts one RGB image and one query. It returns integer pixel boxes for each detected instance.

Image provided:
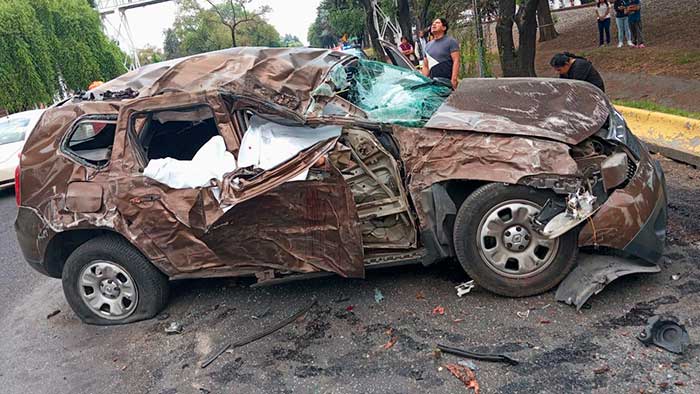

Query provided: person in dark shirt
[550,52,606,92]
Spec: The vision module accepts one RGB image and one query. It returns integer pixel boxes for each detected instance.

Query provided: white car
[0,109,44,189]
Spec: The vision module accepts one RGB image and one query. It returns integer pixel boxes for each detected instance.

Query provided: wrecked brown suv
[15,48,666,325]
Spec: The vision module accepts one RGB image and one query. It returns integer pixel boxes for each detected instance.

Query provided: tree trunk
[230,26,237,47]
[496,0,541,77]
[515,0,540,77]
[359,0,385,61]
[397,0,413,43]
[537,0,559,42]
[496,0,519,76]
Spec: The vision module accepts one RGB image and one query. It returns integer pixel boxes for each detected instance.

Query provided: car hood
[424,78,610,145]
[0,141,23,164]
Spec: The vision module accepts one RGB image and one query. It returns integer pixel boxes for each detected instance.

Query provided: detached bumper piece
[637,315,690,354]
[555,253,660,310]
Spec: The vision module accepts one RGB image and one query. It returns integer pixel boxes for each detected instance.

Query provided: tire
[62,235,169,325]
[453,183,578,297]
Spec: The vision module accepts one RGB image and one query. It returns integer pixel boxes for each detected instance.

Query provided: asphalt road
[0,157,698,394]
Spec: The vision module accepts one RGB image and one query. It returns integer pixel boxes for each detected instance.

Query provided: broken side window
[63,118,117,167]
[136,106,236,190]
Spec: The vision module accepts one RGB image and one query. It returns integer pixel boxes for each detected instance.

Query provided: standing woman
[595,0,612,47]
[613,0,634,47]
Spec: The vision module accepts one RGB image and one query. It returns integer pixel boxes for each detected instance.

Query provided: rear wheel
[453,183,578,297]
[62,235,169,325]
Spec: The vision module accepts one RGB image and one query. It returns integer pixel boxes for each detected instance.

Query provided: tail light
[14,153,20,206]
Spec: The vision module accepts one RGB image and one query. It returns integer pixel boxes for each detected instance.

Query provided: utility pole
[472,0,488,77]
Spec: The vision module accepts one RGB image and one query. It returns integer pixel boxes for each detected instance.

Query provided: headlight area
[518,134,639,240]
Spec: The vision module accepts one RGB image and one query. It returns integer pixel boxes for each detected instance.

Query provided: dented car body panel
[15,48,666,298]
[425,78,610,145]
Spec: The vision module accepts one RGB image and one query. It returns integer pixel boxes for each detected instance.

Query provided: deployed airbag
[143,135,236,189]
[237,115,341,181]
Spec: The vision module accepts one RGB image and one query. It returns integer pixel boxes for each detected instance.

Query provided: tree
[308,0,365,48]
[138,45,165,65]
[397,0,412,42]
[496,0,540,77]
[281,34,303,47]
[0,0,126,112]
[203,0,271,47]
[163,28,181,59]
[537,0,558,42]
[166,0,281,58]
[358,0,385,59]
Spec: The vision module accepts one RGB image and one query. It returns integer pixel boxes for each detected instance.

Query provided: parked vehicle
[15,48,666,325]
[0,109,44,190]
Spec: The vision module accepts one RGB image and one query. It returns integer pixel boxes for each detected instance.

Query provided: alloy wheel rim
[78,260,138,320]
[476,200,559,279]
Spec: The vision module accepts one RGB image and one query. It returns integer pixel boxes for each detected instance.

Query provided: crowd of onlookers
[596,0,645,48]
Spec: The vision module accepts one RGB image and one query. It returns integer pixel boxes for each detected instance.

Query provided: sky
[101,0,322,50]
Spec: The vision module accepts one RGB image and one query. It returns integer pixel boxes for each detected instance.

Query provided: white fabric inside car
[237,115,341,181]
[143,135,236,189]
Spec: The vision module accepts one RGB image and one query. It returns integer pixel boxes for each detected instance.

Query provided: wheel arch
[44,228,155,278]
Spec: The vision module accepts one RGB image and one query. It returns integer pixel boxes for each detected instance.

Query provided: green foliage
[138,45,165,65]
[281,34,303,47]
[0,0,126,112]
[308,0,364,48]
[166,0,281,58]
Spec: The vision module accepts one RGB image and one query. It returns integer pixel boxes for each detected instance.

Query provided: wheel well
[44,229,119,278]
[421,180,489,263]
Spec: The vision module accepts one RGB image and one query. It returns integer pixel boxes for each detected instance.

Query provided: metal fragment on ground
[556,253,661,310]
[455,280,475,297]
[374,288,384,303]
[437,343,519,365]
[165,322,183,335]
[638,315,690,354]
[200,299,316,368]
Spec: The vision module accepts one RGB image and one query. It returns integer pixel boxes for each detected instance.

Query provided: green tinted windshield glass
[347,59,451,127]
[0,118,30,145]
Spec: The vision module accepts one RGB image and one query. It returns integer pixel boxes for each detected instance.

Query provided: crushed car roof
[89,47,352,117]
[425,78,611,145]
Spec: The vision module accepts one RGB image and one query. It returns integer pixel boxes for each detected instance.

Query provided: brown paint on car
[14,47,666,292]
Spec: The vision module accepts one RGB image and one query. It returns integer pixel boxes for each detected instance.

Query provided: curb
[615,105,700,167]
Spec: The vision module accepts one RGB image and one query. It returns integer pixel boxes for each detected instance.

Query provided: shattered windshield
[313,59,452,127]
[0,117,30,145]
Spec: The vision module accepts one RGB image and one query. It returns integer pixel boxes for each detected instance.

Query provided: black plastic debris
[637,315,690,354]
[437,343,519,366]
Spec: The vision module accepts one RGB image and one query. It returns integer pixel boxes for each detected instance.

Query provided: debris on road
[333,296,350,303]
[455,281,475,297]
[458,359,479,371]
[345,305,354,312]
[251,306,271,320]
[416,291,425,300]
[445,363,480,393]
[374,288,384,303]
[46,309,60,319]
[671,274,681,281]
[201,299,317,369]
[516,310,530,319]
[593,365,610,374]
[432,306,445,315]
[637,315,690,354]
[382,335,398,350]
[437,343,519,366]
[165,321,184,335]
[156,313,170,321]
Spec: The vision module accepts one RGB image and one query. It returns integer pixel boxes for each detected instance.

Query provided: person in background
[421,18,460,90]
[595,0,612,47]
[550,52,606,92]
[627,0,644,48]
[415,29,427,61]
[613,0,634,47]
[399,36,418,65]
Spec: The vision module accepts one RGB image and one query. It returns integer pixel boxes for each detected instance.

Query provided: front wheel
[62,235,169,325]
[453,183,578,297]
